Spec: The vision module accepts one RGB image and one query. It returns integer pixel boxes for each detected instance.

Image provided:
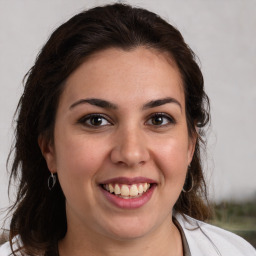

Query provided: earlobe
[38,135,56,172]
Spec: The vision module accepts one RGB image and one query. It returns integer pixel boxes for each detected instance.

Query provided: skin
[40,47,196,256]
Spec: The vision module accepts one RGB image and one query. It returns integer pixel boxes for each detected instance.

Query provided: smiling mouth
[101,183,152,199]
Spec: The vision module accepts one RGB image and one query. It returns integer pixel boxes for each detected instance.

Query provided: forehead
[60,47,185,109]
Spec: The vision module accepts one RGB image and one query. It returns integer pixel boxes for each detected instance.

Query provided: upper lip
[99,176,157,185]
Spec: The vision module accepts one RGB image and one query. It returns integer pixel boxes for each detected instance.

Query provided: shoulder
[0,236,24,256]
[0,241,12,256]
[175,213,256,256]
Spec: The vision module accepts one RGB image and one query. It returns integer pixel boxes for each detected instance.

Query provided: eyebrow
[142,97,182,111]
[70,98,118,110]
[69,97,181,111]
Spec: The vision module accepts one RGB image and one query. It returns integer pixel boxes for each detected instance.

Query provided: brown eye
[152,116,164,125]
[90,116,103,126]
[146,113,175,127]
[78,114,111,127]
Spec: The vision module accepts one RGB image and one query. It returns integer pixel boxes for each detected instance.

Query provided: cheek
[54,135,109,213]
[54,134,107,185]
[153,136,189,182]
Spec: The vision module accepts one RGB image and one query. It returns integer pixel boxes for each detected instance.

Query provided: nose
[110,127,150,167]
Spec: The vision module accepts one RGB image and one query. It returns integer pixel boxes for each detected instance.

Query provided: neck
[58,214,183,256]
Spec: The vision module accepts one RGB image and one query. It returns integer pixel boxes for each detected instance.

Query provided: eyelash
[78,114,112,128]
[145,113,176,127]
[77,113,175,128]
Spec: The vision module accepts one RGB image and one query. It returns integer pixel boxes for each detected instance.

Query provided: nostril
[116,161,127,166]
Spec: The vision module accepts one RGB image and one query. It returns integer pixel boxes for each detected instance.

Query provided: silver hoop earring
[182,169,194,193]
[48,172,56,190]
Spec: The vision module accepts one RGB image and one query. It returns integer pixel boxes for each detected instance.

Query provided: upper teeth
[103,183,151,198]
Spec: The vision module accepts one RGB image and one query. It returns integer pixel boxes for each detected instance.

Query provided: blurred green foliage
[210,200,256,248]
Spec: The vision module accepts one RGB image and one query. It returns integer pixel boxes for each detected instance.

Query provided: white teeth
[138,184,144,194]
[121,185,130,196]
[109,184,114,193]
[103,182,152,198]
[114,184,121,195]
[130,184,139,196]
[143,183,148,192]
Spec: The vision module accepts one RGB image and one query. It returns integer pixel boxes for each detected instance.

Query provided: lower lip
[100,184,156,209]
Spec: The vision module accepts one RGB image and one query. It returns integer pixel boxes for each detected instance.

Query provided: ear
[38,134,57,173]
[187,129,197,165]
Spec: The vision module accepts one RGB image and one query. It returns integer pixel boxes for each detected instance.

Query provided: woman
[0,3,255,256]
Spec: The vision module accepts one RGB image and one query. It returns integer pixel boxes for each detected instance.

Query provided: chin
[101,216,156,241]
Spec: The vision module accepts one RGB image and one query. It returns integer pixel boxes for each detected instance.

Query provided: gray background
[1,0,256,226]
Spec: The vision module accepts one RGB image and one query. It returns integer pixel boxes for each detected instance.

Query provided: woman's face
[41,47,195,240]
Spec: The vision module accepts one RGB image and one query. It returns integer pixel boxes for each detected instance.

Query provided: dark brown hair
[7,3,211,255]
